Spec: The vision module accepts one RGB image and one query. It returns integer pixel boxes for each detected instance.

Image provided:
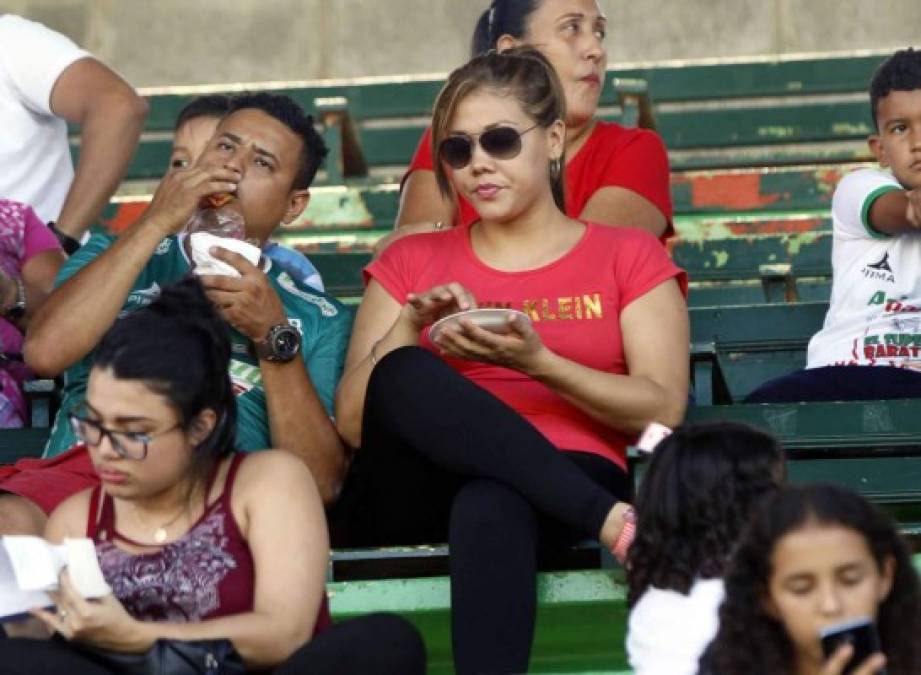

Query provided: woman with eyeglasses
[375,0,672,256]
[334,47,688,674]
[0,277,425,674]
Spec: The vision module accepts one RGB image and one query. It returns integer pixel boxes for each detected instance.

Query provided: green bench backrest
[686,400,921,528]
[75,53,885,182]
[690,302,829,403]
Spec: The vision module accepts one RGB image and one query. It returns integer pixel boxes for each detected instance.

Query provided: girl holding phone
[699,484,921,675]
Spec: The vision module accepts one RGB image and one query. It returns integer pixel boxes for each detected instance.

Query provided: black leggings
[334,347,631,675]
[0,613,425,674]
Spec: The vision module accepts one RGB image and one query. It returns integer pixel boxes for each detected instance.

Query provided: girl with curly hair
[626,422,785,674]
[699,483,921,675]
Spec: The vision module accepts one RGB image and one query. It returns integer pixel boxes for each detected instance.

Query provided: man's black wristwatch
[253,323,301,363]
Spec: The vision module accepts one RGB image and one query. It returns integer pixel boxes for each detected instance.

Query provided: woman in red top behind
[378,0,673,257]
[335,47,688,675]
[0,278,425,675]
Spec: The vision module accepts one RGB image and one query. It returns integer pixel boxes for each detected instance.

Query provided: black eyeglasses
[438,124,540,169]
[69,412,182,461]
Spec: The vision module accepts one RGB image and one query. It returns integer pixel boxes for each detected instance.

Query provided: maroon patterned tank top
[87,453,331,631]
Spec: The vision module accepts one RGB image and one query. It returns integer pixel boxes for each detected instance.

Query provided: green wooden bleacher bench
[690,301,829,404]
[329,569,632,675]
[81,52,885,184]
[685,400,921,532]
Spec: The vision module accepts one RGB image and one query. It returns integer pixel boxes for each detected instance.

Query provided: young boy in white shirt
[748,47,921,402]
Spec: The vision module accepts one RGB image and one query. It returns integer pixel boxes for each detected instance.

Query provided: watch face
[273,327,300,359]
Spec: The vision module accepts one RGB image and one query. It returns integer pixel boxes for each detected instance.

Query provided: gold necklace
[129,501,190,544]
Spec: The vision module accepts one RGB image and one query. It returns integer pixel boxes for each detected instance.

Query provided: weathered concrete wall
[2,0,920,88]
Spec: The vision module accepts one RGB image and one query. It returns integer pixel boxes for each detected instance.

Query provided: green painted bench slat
[672,231,832,282]
[685,400,921,452]
[690,301,829,402]
[119,54,882,136]
[329,569,631,675]
[615,54,884,103]
[657,100,872,150]
[690,302,828,348]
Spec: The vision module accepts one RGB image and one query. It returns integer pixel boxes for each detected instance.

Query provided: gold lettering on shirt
[558,297,573,320]
[522,299,541,322]
[583,293,603,319]
[481,294,603,322]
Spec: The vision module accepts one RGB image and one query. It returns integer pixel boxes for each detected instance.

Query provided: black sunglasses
[438,124,540,169]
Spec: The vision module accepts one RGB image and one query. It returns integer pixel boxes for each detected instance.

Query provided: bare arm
[579,186,668,238]
[43,452,329,670]
[395,169,456,227]
[137,452,329,667]
[525,280,688,432]
[0,249,66,331]
[867,188,921,235]
[200,249,346,504]
[335,280,476,447]
[335,282,417,447]
[373,170,458,258]
[260,358,345,504]
[23,164,242,376]
[23,221,164,376]
[50,57,148,239]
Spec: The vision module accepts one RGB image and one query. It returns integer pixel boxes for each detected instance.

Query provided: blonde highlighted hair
[430,47,567,212]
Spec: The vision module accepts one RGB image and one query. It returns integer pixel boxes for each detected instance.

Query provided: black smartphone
[820,617,887,675]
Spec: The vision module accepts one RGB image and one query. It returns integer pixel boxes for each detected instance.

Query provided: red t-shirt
[403,122,673,237]
[365,223,687,469]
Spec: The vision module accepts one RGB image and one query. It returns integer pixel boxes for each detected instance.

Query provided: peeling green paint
[287,186,373,228]
[782,230,823,255]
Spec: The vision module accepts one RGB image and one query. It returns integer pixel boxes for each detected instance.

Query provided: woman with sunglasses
[377,0,672,256]
[335,47,688,674]
[0,277,425,674]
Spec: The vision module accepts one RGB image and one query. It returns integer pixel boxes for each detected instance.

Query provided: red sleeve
[599,129,673,222]
[363,237,418,304]
[21,205,63,262]
[399,126,435,191]
[613,228,687,312]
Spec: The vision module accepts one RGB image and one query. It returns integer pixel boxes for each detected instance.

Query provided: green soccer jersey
[44,233,352,457]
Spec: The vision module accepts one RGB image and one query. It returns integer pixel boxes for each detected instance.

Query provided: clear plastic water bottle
[183,194,246,240]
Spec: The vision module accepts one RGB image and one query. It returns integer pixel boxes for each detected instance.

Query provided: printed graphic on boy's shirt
[862,251,895,283]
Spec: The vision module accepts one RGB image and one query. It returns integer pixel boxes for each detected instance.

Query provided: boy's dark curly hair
[701,484,921,675]
[626,422,784,607]
[870,47,921,129]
